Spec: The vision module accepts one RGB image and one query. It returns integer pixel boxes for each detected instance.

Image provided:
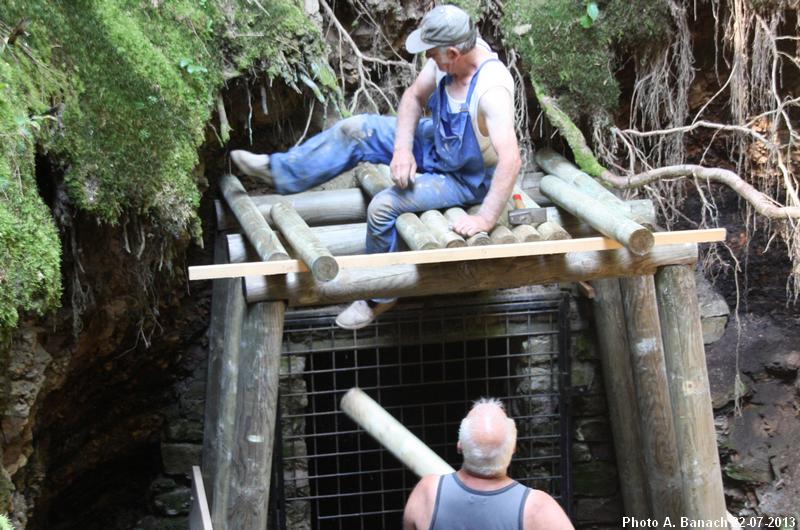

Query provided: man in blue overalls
[231,5,521,329]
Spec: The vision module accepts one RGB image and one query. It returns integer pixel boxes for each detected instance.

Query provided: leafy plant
[178,57,208,75]
[579,2,600,28]
[0,513,13,530]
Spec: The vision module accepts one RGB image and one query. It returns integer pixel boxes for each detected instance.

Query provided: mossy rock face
[0,0,338,334]
[501,0,671,117]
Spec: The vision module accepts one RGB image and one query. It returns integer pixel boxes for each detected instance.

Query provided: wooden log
[227,300,286,529]
[201,236,232,502]
[270,201,339,281]
[420,210,466,248]
[591,278,651,517]
[619,275,684,520]
[211,278,245,529]
[512,224,542,242]
[215,188,369,230]
[444,207,491,246]
[229,227,364,262]
[396,212,441,250]
[190,466,213,530]
[510,186,571,241]
[655,266,728,521]
[537,220,572,241]
[540,175,653,255]
[356,163,393,196]
[246,242,698,305]
[219,174,289,261]
[490,225,518,244]
[340,388,455,477]
[536,148,654,228]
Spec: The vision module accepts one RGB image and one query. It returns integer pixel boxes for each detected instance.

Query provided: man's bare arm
[452,86,521,237]
[523,489,575,530]
[403,475,439,530]
[391,60,437,189]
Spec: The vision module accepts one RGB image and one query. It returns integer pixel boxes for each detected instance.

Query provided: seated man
[231,5,520,329]
[403,398,574,530]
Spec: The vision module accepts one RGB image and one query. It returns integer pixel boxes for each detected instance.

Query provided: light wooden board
[189,228,725,281]
[190,466,214,530]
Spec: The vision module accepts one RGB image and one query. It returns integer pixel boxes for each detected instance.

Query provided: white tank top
[431,38,515,167]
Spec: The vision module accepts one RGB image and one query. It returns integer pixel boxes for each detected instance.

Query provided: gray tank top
[428,472,530,530]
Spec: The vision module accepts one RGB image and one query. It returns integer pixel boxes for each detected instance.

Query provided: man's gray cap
[405,5,476,54]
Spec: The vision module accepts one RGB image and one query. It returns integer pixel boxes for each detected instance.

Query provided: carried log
[341,388,455,477]
[620,275,684,520]
[219,174,289,261]
[655,266,728,521]
[246,242,698,305]
[226,300,285,530]
[270,201,339,281]
[540,175,653,255]
[420,210,467,248]
[396,213,441,250]
[215,188,368,230]
[591,278,651,517]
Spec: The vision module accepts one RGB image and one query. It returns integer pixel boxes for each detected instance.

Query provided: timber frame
[192,152,733,528]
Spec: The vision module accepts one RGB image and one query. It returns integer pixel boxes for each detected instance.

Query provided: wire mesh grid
[271,296,571,530]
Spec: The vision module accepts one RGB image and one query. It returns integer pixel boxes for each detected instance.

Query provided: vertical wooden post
[226,300,286,530]
[202,235,232,501]
[591,278,651,517]
[619,275,684,520]
[211,278,245,529]
[655,265,728,522]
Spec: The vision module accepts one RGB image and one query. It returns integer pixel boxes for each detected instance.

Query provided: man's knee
[367,191,400,226]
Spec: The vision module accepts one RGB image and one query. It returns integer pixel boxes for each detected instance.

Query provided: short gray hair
[458,398,517,477]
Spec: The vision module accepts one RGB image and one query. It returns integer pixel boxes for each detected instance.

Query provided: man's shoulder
[523,488,574,529]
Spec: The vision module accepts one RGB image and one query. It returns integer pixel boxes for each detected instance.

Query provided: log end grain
[311,255,340,282]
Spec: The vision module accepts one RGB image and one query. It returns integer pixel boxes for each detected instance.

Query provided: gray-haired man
[403,398,574,530]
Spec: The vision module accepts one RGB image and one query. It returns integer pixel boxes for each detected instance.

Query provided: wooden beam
[444,207,491,246]
[540,175,653,255]
[216,188,369,230]
[620,276,684,520]
[397,212,440,250]
[220,174,288,261]
[655,265,728,521]
[420,210,466,248]
[226,300,285,529]
[247,242,699,305]
[355,163,393,196]
[591,279,651,517]
[270,201,339,281]
[189,229,724,280]
[211,278,245,529]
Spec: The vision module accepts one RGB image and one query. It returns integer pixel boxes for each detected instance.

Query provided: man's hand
[452,214,494,237]
[390,148,417,189]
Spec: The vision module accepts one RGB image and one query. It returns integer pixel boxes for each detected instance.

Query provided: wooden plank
[188,229,725,281]
[270,201,339,281]
[620,275,684,520]
[248,242,699,305]
[591,279,651,517]
[655,265,728,521]
[226,301,285,529]
[540,175,653,255]
[190,466,214,530]
[219,174,288,261]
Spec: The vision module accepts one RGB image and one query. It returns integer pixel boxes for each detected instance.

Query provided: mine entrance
[270,291,572,530]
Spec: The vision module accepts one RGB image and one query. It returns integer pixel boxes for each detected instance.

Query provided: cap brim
[405,28,437,54]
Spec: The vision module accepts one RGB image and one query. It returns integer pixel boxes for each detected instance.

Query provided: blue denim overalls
[270,59,499,253]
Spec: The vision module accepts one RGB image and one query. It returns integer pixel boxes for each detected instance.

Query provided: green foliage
[0,0,337,334]
[501,0,671,117]
[0,512,12,530]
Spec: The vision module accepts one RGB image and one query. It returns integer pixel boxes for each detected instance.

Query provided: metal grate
[271,293,572,530]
